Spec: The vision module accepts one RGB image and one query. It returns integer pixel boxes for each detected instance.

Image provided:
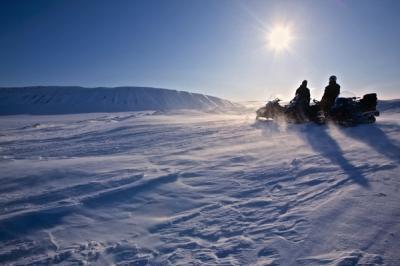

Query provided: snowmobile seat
[360,93,377,111]
[334,97,354,109]
[330,97,356,119]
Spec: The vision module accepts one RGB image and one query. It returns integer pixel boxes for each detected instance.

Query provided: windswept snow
[0,101,399,265]
[378,99,400,113]
[0,86,238,115]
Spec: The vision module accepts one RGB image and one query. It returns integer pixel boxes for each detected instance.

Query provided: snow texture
[0,94,399,265]
[378,99,400,113]
[0,86,238,115]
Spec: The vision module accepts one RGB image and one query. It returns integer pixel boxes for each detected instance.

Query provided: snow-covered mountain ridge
[0,86,238,115]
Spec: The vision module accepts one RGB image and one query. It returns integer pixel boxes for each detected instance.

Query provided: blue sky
[0,0,399,100]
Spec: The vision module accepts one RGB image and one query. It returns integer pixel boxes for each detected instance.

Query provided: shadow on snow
[296,124,370,188]
[340,124,400,164]
[254,120,370,188]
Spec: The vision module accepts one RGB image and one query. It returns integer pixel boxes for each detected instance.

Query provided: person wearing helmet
[295,80,311,121]
[286,80,311,122]
[295,80,311,106]
[320,75,340,114]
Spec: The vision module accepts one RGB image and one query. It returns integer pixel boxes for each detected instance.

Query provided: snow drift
[0,86,238,115]
[378,99,400,113]
[0,100,399,265]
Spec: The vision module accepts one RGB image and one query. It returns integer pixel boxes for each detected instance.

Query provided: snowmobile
[256,96,321,123]
[256,98,285,121]
[328,93,380,126]
[256,93,379,126]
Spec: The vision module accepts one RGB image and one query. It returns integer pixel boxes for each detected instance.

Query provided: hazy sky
[1,0,399,100]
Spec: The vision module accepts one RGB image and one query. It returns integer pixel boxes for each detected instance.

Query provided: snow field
[0,107,399,265]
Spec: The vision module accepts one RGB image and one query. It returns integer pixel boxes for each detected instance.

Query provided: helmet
[329,75,337,82]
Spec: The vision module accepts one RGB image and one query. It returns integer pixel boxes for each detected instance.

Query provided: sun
[267,25,293,52]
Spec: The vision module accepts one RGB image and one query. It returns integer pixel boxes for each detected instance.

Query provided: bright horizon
[1,0,399,101]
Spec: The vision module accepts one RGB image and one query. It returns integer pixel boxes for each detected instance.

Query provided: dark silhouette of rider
[288,80,310,121]
[295,80,311,106]
[321,75,340,114]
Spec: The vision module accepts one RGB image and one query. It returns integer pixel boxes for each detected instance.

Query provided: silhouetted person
[295,80,311,106]
[320,75,340,114]
[287,80,311,122]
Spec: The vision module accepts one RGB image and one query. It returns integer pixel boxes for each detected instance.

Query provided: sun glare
[267,25,293,52]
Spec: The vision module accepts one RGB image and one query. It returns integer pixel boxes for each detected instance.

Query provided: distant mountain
[0,86,238,115]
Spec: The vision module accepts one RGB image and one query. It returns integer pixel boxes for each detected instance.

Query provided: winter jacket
[321,82,340,113]
[295,85,311,106]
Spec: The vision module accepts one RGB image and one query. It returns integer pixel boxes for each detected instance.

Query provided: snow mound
[378,99,400,113]
[0,86,238,115]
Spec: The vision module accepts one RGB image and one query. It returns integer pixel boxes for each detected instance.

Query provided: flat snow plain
[0,104,399,265]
